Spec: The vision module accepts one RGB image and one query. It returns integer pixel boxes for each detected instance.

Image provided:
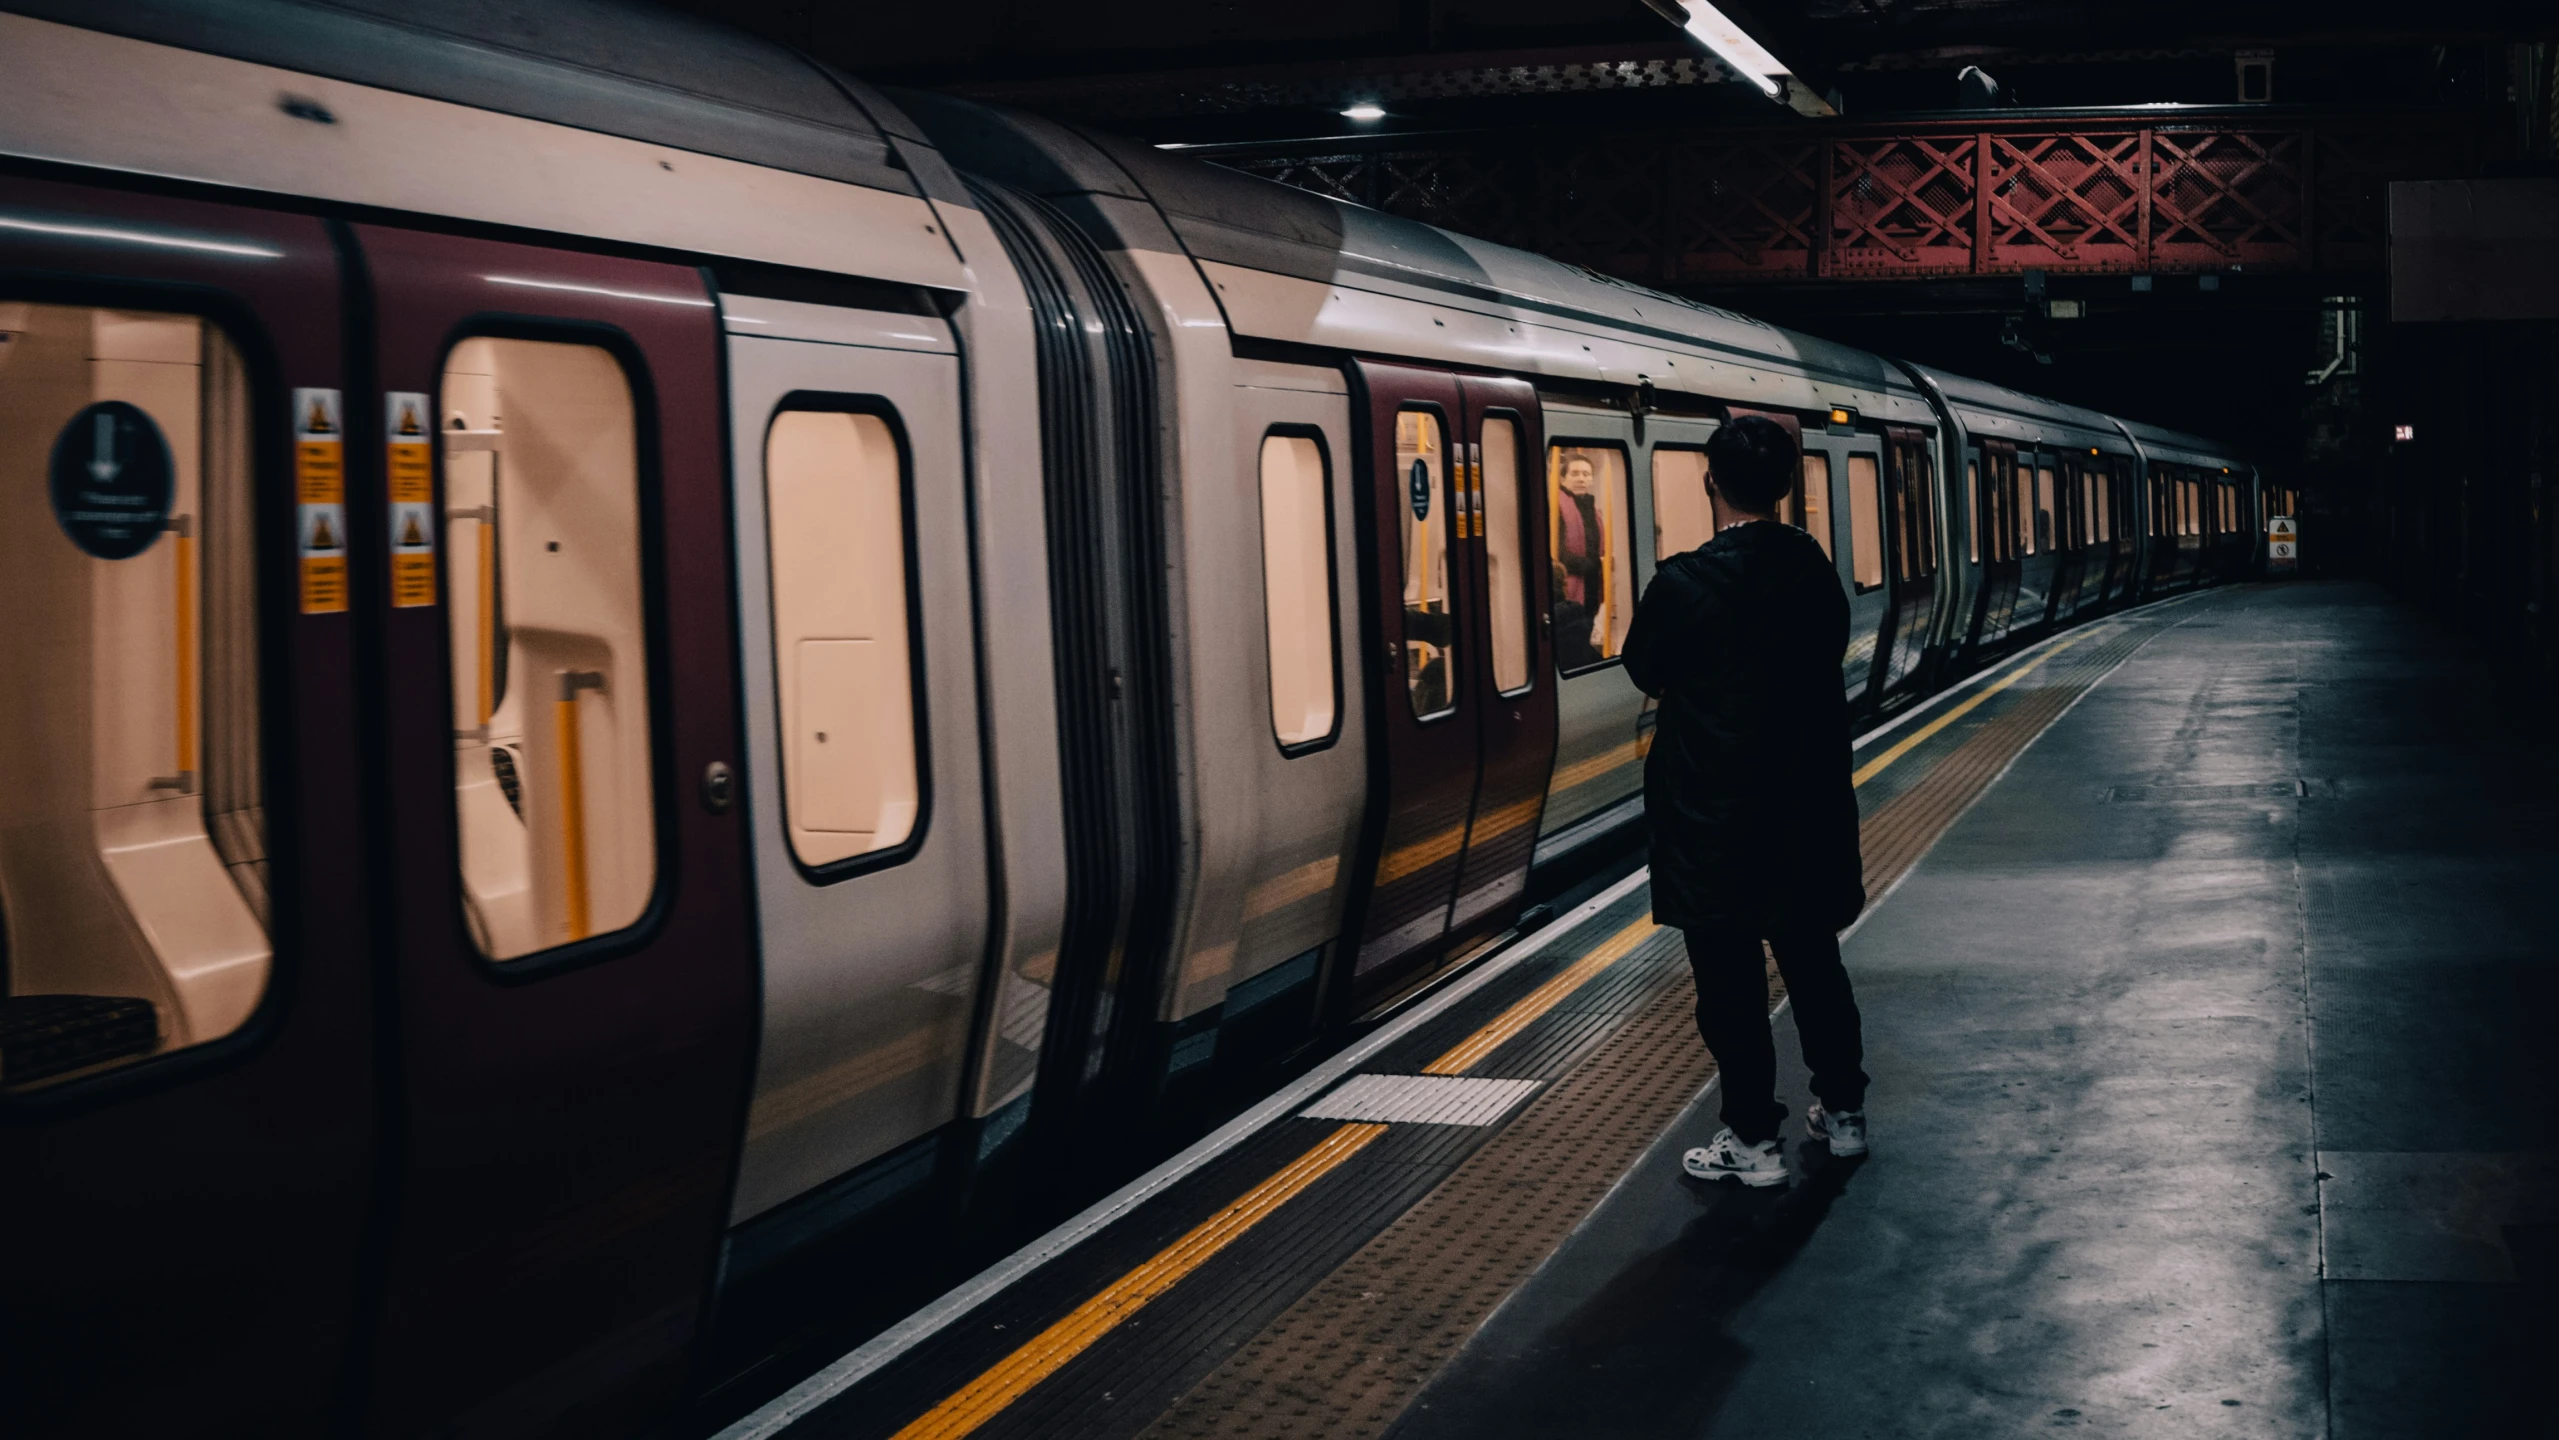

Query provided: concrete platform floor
[1390,582,2558,1439]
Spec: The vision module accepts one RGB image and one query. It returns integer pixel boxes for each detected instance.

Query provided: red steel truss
[1222,113,2480,286]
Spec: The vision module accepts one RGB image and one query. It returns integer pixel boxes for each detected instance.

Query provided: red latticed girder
[1828,135,1980,276]
[2147,128,2303,269]
[1671,139,1819,282]
[1235,153,1368,205]
[1215,113,2476,286]
[1540,142,1671,279]
[1984,132,2145,272]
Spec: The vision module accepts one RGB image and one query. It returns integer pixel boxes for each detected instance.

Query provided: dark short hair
[1706,414,1798,514]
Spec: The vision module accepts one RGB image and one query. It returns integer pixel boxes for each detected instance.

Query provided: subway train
[0,4,2281,1436]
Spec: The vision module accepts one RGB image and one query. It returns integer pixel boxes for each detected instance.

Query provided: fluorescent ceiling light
[1341,102,1386,121]
[1649,1,1785,99]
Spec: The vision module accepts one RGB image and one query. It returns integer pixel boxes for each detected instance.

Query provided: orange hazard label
[294,387,347,614]
[385,392,436,607]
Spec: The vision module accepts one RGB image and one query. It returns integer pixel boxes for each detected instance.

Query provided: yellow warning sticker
[295,387,346,614]
[385,390,436,608]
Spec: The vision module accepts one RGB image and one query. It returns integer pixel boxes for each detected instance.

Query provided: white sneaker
[1682,1128,1790,1188]
[1807,1104,1868,1157]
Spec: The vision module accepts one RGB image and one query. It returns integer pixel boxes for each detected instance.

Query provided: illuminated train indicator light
[2090,447,2101,456]
[1825,406,1856,435]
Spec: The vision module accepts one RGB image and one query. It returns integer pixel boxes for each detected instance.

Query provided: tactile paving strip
[1136,947,1713,1439]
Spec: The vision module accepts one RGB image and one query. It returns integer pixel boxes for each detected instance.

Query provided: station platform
[720,582,2554,1440]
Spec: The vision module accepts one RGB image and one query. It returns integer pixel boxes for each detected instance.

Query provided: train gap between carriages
[709,590,2226,1440]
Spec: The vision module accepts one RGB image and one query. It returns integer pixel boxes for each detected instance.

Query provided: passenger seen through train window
[1549,443,1632,671]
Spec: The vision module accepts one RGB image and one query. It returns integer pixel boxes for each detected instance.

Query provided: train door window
[2094,468,2112,542]
[2078,467,2097,545]
[1893,446,1938,582]
[1800,451,1834,559]
[1548,442,1632,671]
[1258,429,1339,747]
[1848,453,1884,590]
[1966,458,1981,563]
[767,403,921,866]
[2035,464,2057,553]
[1479,417,1532,696]
[1395,409,1456,719]
[1650,446,1714,560]
[2014,456,2037,556]
[444,337,656,960]
[0,303,268,1088]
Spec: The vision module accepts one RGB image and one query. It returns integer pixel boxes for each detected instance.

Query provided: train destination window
[0,303,268,1088]
[444,337,656,960]
[1257,430,1338,746]
[1480,417,1532,696]
[1549,442,1632,671]
[1800,452,1834,558]
[1395,409,1455,719]
[1848,453,1884,590]
[767,403,921,865]
[1650,447,1713,559]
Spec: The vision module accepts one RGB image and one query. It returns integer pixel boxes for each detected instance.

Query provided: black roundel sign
[49,401,174,561]
[1408,458,1431,520]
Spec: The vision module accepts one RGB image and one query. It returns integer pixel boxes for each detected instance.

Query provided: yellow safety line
[1424,912,1656,1076]
[888,1122,1390,1440]
[1850,633,2089,790]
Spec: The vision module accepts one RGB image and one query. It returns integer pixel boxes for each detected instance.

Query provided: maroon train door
[1347,362,1557,1006]
[351,226,756,1436]
[1445,374,1557,941]
[0,178,376,1437]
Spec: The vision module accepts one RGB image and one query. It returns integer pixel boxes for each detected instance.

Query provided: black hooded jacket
[1621,520,1864,934]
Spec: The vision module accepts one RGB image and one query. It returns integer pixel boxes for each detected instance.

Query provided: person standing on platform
[1622,414,1869,1188]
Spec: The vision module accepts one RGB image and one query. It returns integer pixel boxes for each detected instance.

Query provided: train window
[1258,430,1339,748]
[0,303,269,1089]
[1892,444,1938,583]
[2035,465,2057,553]
[444,337,656,960]
[1848,453,1884,590]
[1480,417,1532,696]
[2009,458,2029,556]
[2094,469,2112,542]
[1548,442,1633,672]
[1651,446,1714,559]
[767,403,921,866]
[1966,459,1981,563]
[1800,452,1834,559]
[1396,409,1456,719]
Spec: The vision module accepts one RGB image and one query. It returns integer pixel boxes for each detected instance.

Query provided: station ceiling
[666,1,2555,143]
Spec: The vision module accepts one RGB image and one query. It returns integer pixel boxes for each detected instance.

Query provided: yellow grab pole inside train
[557,670,601,942]
[174,516,196,780]
[478,515,498,726]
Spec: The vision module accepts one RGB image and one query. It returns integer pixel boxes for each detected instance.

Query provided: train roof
[0,0,914,195]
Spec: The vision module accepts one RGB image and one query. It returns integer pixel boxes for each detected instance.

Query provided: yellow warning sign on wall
[295,387,346,614]
[386,390,437,607]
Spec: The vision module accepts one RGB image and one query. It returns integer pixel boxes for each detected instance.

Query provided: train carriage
[0,4,2263,1435]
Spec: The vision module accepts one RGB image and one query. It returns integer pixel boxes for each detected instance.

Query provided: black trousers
[1682,922,1868,1145]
